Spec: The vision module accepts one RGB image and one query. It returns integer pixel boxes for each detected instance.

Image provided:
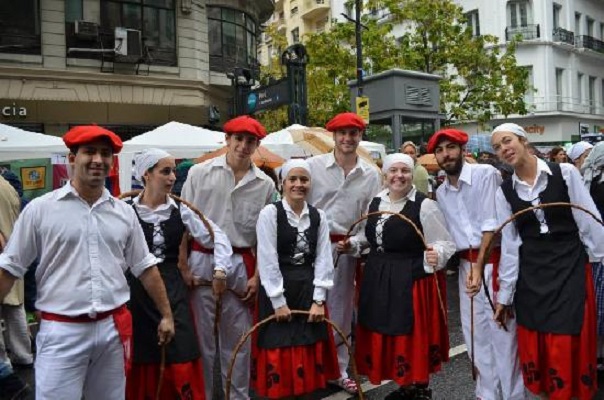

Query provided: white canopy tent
[263,124,387,161]
[118,121,226,193]
[0,123,68,161]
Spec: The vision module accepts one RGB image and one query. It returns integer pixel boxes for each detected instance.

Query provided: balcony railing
[302,0,330,19]
[527,95,604,115]
[552,27,574,45]
[575,35,604,54]
[505,24,540,41]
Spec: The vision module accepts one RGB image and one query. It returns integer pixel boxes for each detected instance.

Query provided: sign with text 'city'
[245,79,290,114]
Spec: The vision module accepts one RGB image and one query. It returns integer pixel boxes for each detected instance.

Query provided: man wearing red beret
[307,112,381,394]
[0,126,175,400]
[181,115,276,399]
[431,129,525,400]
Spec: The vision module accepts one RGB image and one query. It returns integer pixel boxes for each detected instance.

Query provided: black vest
[501,162,587,334]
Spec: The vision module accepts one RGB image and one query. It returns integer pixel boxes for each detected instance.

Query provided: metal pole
[355,0,363,97]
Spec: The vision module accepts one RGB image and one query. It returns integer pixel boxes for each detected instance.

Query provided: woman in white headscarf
[339,153,455,400]
[126,149,233,400]
[253,159,340,399]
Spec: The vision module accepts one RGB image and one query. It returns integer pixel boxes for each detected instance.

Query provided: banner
[7,158,53,201]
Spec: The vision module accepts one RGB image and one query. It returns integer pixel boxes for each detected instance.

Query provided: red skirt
[517,265,597,400]
[126,359,205,400]
[355,271,449,386]
[252,331,340,398]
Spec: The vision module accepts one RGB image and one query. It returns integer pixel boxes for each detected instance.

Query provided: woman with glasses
[491,124,604,400]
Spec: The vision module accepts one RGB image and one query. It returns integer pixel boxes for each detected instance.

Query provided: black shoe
[0,373,32,400]
[384,385,416,400]
[414,387,432,399]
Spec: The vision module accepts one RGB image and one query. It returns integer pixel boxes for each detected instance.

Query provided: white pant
[459,260,525,400]
[35,316,125,400]
[189,251,252,400]
[0,304,33,365]
[327,248,356,380]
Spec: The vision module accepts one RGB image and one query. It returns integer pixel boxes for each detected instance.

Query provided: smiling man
[430,129,525,400]
[0,125,174,400]
[306,112,381,394]
[181,115,275,399]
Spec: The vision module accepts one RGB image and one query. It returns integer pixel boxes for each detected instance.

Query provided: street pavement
[13,271,604,399]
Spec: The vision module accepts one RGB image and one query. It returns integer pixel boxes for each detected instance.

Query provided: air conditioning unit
[74,20,99,39]
[114,27,142,58]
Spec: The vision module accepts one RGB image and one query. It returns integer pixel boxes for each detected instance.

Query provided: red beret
[427,129,468,153]
[325,112,366,132]
[63,125,123,153]
[223,116,266,139]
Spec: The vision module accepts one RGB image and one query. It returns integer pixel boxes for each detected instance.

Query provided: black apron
[128,204,201,363]
[257,202,329,349]
[501,162,587,335]
[357,193,428,336]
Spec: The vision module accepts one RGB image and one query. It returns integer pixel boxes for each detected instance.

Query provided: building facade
[257,0,604,145]
[445,0,604,144]
[0,0,273,138]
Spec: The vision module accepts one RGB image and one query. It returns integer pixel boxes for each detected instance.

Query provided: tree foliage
[256,0,529,131]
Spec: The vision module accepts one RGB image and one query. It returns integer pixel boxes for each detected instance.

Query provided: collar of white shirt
[212,154,264,180]
[133,193,176,213]
[511,156,552,189]
[57,181,115,206]
[281,198,310,219]
[443,161,472,191]
[378,186,417,204]
[325,152,368,173]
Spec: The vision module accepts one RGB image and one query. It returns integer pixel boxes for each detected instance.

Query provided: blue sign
[247,93,258,112]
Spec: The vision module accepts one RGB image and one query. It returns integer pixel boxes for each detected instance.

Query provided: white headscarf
[581,142,604,188]
[382,153,414,174]
[567,141,593,162]
[134,148,171,183]
[280,159,311,180]
[491,123,527,138]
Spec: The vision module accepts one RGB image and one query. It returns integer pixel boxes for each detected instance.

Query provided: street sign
[245,79,290,114]
[356,96,369,123]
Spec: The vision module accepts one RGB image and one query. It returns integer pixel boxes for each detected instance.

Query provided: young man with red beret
[0,126,174,400]
[431,129,525,400]
[181,115,275,399]
[306,112,381,394]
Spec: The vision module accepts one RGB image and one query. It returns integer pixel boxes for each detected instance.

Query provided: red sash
[458,248,501,292]
[191,241,256,279]
[42,305,132,375]
[329,234,347,243]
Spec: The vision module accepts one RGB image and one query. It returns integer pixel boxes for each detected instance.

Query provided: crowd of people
[0,113,603,400]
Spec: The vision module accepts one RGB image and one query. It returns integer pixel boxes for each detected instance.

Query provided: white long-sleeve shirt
[181,155,275,248]
[256,200,334,310]
[0,182,158,317]
[132,195,232,273]
[436,162,502,251]
[350,187,456,272]
[307,153,381,234]
[496,158,604,305]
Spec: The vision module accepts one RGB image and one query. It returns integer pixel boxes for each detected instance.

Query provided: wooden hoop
[225,310,364,400]
[334,210,447,329]
[482,202,604,317]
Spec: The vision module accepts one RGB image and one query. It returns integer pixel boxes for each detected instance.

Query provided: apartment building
[0,0,273,138]
[258,0,604,145]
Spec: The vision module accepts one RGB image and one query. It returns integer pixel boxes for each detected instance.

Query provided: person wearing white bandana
[492,123,604,400]
[567,141,594,171]
[253,159,339,398]
[339,153,455,400]
[127,149,232,400]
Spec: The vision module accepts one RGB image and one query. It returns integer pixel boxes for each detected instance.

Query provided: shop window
[0,0,41,55]
[208,6,258,78]
[66,0,176,66]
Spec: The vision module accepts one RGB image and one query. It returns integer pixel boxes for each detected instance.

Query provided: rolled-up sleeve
[125,209,159,278]
[495,188,519,306]
[0,205,39,279]
[313,209,334,301]
[181,204,233,274]
[256,205,287,310]
[479,168,503,232]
